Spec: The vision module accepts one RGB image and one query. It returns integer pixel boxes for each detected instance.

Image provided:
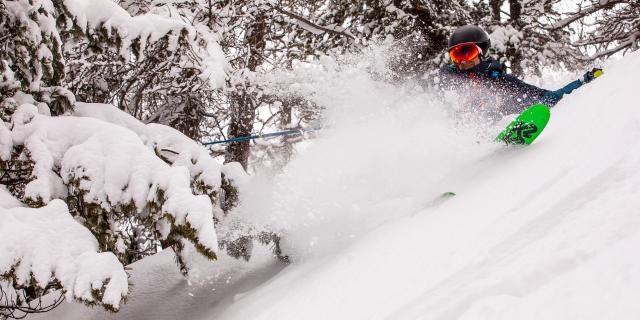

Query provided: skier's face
[458,57,481,70]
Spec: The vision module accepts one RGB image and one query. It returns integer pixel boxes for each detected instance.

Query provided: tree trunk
[509,0,522,24]
[508,0,524,76]
[223,13,267,170]
[278,99,294,168]
[224,91,256,170]
[489,0,503,21]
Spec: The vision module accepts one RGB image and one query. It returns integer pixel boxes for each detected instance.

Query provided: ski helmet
[447,25,491,57]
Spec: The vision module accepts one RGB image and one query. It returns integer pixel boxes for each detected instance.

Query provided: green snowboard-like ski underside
[496,103,551,145]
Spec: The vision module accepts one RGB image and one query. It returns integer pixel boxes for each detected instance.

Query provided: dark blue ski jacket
[439,58,583,116]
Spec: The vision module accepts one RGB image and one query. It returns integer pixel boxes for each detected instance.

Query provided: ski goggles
[449,43,481,65]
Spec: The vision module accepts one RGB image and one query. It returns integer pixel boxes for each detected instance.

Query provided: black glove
[583,68,603,83]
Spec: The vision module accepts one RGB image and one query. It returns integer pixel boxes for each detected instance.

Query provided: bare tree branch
[551,0,626,29]
[579,38,637,60]
[270,5,358,43]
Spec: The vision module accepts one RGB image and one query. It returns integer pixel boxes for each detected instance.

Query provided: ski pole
[202,127,319,146]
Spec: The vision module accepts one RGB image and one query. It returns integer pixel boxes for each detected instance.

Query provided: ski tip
[441,192,456,197]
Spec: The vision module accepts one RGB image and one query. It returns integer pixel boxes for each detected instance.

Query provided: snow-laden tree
[299,0,472,77]
[78,0,298,266]
[0,100,223,316]
[0,0,74,117]
[136,0,328,171]
[202,0,296,171]
[451,0,637,75]
[1,197,128,317]
[0,0,231,316]
[60,0,225,141]
[553,0,639,60]
[473,0,586,76]
[0,0,224,142]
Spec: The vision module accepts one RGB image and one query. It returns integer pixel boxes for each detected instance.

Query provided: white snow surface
[0,185,22,209]
[0,121,12,161]
[37,51,640,319]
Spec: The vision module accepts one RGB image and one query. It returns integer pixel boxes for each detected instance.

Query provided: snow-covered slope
[36,51,640,320]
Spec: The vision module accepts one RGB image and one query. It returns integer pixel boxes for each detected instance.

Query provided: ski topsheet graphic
[496,103,551,145]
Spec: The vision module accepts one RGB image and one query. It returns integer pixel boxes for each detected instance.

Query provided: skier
[439,25,602,117]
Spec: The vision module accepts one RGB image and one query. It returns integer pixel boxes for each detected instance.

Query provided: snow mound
[0,185,23,208]
[0,200,128,309]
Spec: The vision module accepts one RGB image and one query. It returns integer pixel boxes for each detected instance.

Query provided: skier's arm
[495,73,581,114]
[540,80,583,106]
[499,73,552,112]
[501,74,549,98]
[502,67,603,110]
[540,68,603,106]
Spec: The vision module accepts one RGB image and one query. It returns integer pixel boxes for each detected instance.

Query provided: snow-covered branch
[7,104,219,257]
[73,102,226,213]
[59,0,195,59]
[0,199,128,311]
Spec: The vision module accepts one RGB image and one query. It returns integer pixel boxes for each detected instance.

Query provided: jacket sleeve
[497,74,551,114]
[539,79,584,106]
[500,74,584,110]
[500,74,549,99]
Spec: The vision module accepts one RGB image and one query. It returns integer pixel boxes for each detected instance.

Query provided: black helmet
[448,25,491,56]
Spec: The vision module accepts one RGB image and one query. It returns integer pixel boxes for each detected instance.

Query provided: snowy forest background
[1,0,639,318]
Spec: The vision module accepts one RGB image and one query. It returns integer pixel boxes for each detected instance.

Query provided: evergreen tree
[0,0,73,117]
[0,0,227,316]
[61,0,222,141]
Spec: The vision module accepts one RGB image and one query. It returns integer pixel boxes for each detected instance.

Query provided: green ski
[496,103,551,145]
